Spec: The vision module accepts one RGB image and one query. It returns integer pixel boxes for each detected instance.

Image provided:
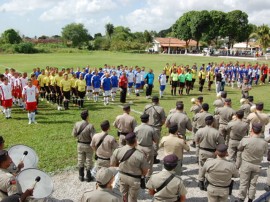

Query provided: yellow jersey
[198,71,206,79]
[164,66,171,76]
[37,74,46,87]
[43,76,50,86]
[171,72,179,81]
[55,75,63,87]
[75,79,86,92]
[71,78,78,88]
[60,79,71,91]
[49,75,56,86]
[191,69,197,79]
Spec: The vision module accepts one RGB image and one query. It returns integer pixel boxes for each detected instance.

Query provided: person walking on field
[144,68,154,99]
[119,72,128,103]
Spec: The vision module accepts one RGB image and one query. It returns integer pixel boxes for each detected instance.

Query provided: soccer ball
[57,106,63,111]
[129,101,133,104]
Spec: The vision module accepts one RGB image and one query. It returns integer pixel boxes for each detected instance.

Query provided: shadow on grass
[40,120,74,124]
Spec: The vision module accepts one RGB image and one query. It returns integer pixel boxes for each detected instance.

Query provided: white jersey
[0,83,12,100]
[158,74,167,85]
[127,71,134,83]
[140,71,145,80]
[20,77,28,89]
[135,72,142,83]
[3,73,12,83]
[13,78,21,89]
[9,76,15,87]
[22,85,39,102]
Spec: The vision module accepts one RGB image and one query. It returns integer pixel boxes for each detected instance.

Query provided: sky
[0,0,269,38]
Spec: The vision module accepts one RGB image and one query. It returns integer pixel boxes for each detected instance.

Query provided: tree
[242,24,257,48]
[252,24,270,54]
[105,23,114,41]
[61,23,90,47]
[225,10,249,48]
[94,33,102,39]
[143,30,152,43]
[112,26,132,41]
[158,27,172,37]
[1,29,22,44]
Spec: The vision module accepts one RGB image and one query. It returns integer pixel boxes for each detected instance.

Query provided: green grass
[0,51,269,173]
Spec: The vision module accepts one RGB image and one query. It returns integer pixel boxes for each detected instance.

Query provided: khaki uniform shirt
[72,120,96,143]
[169,108,187,115]
[194,111,212,129]
[144,104,166,128]
[146,169,187,202]
[213,98,225,109]
[81,187,121,202]
[216,106,235,125]
[238,136,268,165]
[165,111,192,135]
[190,104,202,115]
[113,113,137,133]
[195,126,225,149]
[159,134,190,159]
[90,131,118,159]
[134,123,158,147]
[0,169,18,200]
[240,103,251,120]
[224,119,249,140]
[199,157,239,186]
[246,111,270,134]
[111,145,149,176]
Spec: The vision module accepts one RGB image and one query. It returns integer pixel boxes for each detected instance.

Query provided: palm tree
[252,24,270,54]
[105,23,114,41]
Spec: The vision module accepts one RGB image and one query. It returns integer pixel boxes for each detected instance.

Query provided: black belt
[97,156,110,161]
[139,144,152,147]
[78,141,91,144]
[208,181,230,188]
[199,147,216,152]
[230,138,240,141]
[119,171,141,179]
[118,132,128,135]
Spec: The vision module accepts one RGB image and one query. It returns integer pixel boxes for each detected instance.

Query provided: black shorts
[78,91,86,99]
[71,88,77,96]
[179,82,185,88]
[63,91,71,100]
[172,81,178,88]
[186,80,192,87]
[44,86,50,94]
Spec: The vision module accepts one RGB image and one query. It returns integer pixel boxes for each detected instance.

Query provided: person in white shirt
[22,79,39,124]
[134,68,142,96]
[127,68,134,96]
[0,77,13,119]
[158,70,167,98]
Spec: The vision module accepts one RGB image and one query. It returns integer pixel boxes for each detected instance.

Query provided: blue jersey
[84,73,93,86]
[98,71,104,78]
[91,75,101,88]
[110,75,119,87]
[75,71,81,78]
[144,73,154,85]
[101,77,112,91]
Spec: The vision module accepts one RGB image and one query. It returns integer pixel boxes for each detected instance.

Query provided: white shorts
[103,90,111,97]
[86,86,93,91]
[111,87,118,93]
[94,88,100,93]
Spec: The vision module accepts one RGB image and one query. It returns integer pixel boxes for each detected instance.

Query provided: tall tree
[61,23,90,47]
[105,23,114,41]
[143,30,152,43]
[252,24,270,53]
[1,29,22,44]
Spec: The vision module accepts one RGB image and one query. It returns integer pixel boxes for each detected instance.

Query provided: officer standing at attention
[134,113,158,179]
[110,133,149,202]
[236,123,268,202]
[190,97,203,147]
[159,125,190,175]
[146,154,187,202]
[81,167,121,202]
[198,144,239,202]
[246,102,269,138]
[113,104,137,147]
[216,98,236,144]
[222,110,249,161]
[144,96,166,164]
[72,110,96,182]
[195,116,225,176]
[91,120,118,169]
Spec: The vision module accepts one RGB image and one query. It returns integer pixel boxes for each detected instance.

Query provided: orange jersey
[32,79,40,90]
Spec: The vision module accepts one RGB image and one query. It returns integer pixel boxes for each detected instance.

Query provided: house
[152,37,199,54]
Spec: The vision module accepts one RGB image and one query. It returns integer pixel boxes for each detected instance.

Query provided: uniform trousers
[228,139,240,161]
[77,143,93,170]
[137,145,154,177]
[207,185,229,202]
[119,174,141,202]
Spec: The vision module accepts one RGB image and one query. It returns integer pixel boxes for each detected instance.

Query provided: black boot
[264,185,270,192]
[86,170,93,182]
[79,167,84,182]
[153,156,160,164]
[190,141,196,148]
[248,199,253,202]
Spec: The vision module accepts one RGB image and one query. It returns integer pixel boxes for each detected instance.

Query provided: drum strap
[0,189,8,196]
[76,121,89,137]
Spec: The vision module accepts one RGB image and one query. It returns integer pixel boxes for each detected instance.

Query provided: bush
[14,42,37,53]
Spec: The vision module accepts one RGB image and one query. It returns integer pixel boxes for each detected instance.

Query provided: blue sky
[0,0,269,38]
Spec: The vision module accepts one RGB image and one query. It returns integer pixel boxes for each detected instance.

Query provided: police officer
[236,123,268,202]
[193,103,212,131]
[198,144,239,202]
[113,104,137,147]
[134,114,158,178]
[222,110,249,161]
[159,125,190,175]
[239,77,251,98]
[144,96,166,164]
[213,91,227,110]
[216,98,236,144]
[72,110,96,182]
[239,98,251,122]
[110,133,149,202]
[146,154,187,201]
[91,120,118,169]
[169,100,185,114]
[81,167,121,202]
[246,102,270,138]
[195,116,225,176]
[165,103,192,140]
[190,97,203,147]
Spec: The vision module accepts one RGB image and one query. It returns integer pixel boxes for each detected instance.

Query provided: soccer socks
[7,108,11,118]
[4,109,8,118]
[31,112,36,123]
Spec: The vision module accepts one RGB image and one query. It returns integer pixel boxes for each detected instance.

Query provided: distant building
[152,37,199,54]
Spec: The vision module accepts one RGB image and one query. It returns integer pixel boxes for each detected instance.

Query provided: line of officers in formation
[72,92,270,202]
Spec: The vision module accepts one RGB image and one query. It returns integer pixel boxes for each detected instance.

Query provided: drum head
[8,145,38,169]
[17,168,53,198]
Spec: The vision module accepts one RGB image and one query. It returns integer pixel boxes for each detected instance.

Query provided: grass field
[0,51,269,173]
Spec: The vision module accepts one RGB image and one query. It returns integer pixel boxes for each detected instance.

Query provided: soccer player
[0,77,13,119]
[158,70,166,98]
[54,71,64,109]
[134,68,142,96]
[91,71,101,102]
[49,71,56,104]
[71,73,78,106]
[84,70,94,100]
[37,69,46,101]
[22,79,39,124]
[60,73,72,110]
[76,73,86,109]
[170,68,178,96]
[127,67,134,96]
[101,73,112,106]
[178,71,186,95]
[13,72,23,107]
[110,71,118,101]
